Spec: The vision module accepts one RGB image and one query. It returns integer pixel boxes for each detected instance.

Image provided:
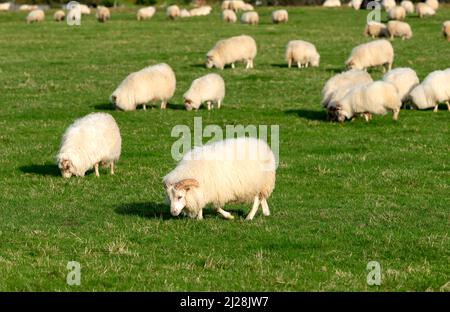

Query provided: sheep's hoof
[226,215,235,220]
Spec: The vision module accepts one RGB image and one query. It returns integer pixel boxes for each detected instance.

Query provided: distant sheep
[425,0,439,10]
[410,70,450,111]
[229,0,245,12]
[222,9,237,23]
[382,67,419,102]
[79,4,90,15]
[67,5,81,24]
[443,21,450,41]
[111,63,176,111]
[163,137,276,221]
[387,20,412,40]
[26,9,45,24]
[241,11,259,25]
[335,81,402,122]
[416,3,435,18]
[166,5,180,19]
[345,39,394,72]
[56,113,121,178]
[364,22,389,38]
[19,4,38,11]
[323,0,341,7]
[272,10,288,24]
[53,10,65,22]
[180,9,191,18]
[285,40,320,69]
[400,1,414,14]
[382,0,396,11]
[190,6,212,16]
[242,3,254,11]
[137,7,156,21]
[221,1,231,10]
[206,35,257,70]
[96,6,110,23]
[0,2,11,11]
[183,73,225,111]
[348,0,363,10]
[388,6,406,20]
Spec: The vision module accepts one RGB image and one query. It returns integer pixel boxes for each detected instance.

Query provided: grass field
[0,6,449,291]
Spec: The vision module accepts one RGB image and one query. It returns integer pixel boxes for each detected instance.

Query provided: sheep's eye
[177,196,182,200]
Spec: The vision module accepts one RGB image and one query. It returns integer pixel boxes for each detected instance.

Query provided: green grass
[0,6,449,291]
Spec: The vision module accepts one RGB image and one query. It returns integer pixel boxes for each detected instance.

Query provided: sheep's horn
[174,179,199,190]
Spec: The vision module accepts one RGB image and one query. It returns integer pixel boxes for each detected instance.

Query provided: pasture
[0,5,449,291]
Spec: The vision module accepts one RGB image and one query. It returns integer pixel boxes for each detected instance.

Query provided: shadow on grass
[95,102,115,111]
[271,63,289,68]
[115,202,173,220]
[20,164,60,177]
[285,109,327,121]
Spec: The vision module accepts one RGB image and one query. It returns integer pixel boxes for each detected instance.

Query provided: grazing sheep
[96,6,110,23]
[387,20,412,40]
[183,73,225,111]
[242,3,254,11]
[137,6,156,21]
[348,0,363,10]
[222,9,237,23]
[416,3,435,18]
[382,0,396,11]
[323,0,341,7]
[79,4,90,15]
[409,70,450,111]
[285,40,320,69]
[443,21,450,41]
[190,6,212,16]
[67,5,81,24]
[111,63,176,111]
[166,5,180,19]
[272,9,288,24]
[180,9,191,18]
[241,11,259,25]
[382,67,419,102]
[400,0,414,14]
[0,2,11,11]
[388,6,406,20]
[206,35,257,70]
[19,4,38,11]
[364,21,389,38]
[56,113,121,178]
[335,81,402,122]
[345,39,394,72]
[221,1,231,10]
[53,10,65,22]
[229,0,245,12]
[425,0,439,10]
[163,137,276,221]
[26,9,45,24]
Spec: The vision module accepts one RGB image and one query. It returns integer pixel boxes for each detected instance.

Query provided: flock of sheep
[3,2,450,220]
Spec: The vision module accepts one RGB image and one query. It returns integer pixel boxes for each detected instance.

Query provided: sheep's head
[345,59,358,70]
[311,55,320,67]
[335,103,349,122]
[184,98,193,111]
[58,158,74,178]
[205,54,215,69]
[164,179,200,217]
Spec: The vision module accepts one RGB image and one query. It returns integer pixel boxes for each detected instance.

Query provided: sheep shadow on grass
[19,163,61,177]
[285,109,328,121]
[94,102,115,111]
[115,202,173,220]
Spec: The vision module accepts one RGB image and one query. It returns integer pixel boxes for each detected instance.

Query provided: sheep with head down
[400,1,414,14]
[166,5,180,19]
[388,6,406,21]
[27,9,45,23]
[382,67,419,103]
[409,70,450,112]
[364,22,389,38]
[348,0,363,10]
[206,35,257,70]
[241,11,259,25]
[387,20,412,40]
[416,3,435,18]
[222,9,237,23]
[53,10,65,22]
[345,39,394,72]
[96,6,110,23]
[137,6,156,21]
[272,10,288,24]
[285,40,320,69]
[425,0,439,10]
[442,21,450,41]
[382,0,396,11]
[183,73,225,111]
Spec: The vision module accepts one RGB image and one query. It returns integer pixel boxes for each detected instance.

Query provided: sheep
[241,11,259,25]
[163,137,276,221]
[425,0,439,10]
[183,73,225,111]
[96,6,110,23]
[348,0,363,10]
[409,70,450,111]
[137,6,156,21]
[416,3,435,18]
[285,40,320,69]
[387,6,406,20]
[79,4,90,15]
[443,21,450,42]
[242,3,254,11]
[0,2,11,11]
[26,9,45,24]
[221,1,231,10]
[180,9,191,18]
[382,67,419,102]
[222,9,237,23]
[334,81,402,122]
[166,5,180,19]
[229,0,245,12]
[53,10,65,22]
[110,63,176,111]
[364,21,389,38]
[272,9,288,24]
[19,4,38,11]
[323,0,341,7]
[189,6,212,17]
[67,5,81,24]
[206,35,257,70]
[56,113,121,178]
[382,0,396,11]
[387,20,412,40]
[345,39,394,72]
[400,1,414,14]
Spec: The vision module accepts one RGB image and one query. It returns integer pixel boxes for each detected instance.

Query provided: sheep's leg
[388,62,392,71]
[196,209,203,220]
[446,101,450,111]
[433,105,439,112]
[297,62,302,69]
[305,62,309,68]
[250,59,254,69]
[288,59,292,68]
[231,63,235,69]
[261,198,270,217]
[207,101,212,111]
[94,163,99,177]
[214,204,234,220]
[217,99,222,109]
[392,109,399,121]
[143,103,147,111]
[110,162,115,175]
[160,100,166,109]
[246,196,261,221]
[363,112,370,122]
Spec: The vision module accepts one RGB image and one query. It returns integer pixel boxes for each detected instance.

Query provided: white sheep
[400,1,414,14]
[229,0,245,12]
[79,4,90,15]
[364,21,389,38]
[425,0,439,10]
[26,9,45,24]
[0,2,11,11]
[180,9,191,18]
[67,5,81,24]
[221,1,231,10]
[56,113,121,178]
[382,67,419,102]
[183,73,225,111]
[335,81,402,122]
[189,6,212,17]
[206,35,257,70]
[323,0,341,7]
[443,21,450,41]
[166,5,180,19]
[96,6,110,23]
[387,20,412,40]
[242,3,254,11]
[163,137,276,221]
[19,4,38,11]
[409,70,450,111]
[285,40,320,69]
[222,9,237,23]
[53,10,65,22]
[345,39,394,72]
[272,9,288,24]
[348,0,363,10]
[382,0,396,11]
[111,63,176,111]
[137,6,156,21]
[241,11,259,25]
[416,3,435,18]
[388,6,406,20]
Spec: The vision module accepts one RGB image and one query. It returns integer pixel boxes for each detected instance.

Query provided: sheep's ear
[60,159,71,170]
[174,179,199,191]
[111,95,117,104]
